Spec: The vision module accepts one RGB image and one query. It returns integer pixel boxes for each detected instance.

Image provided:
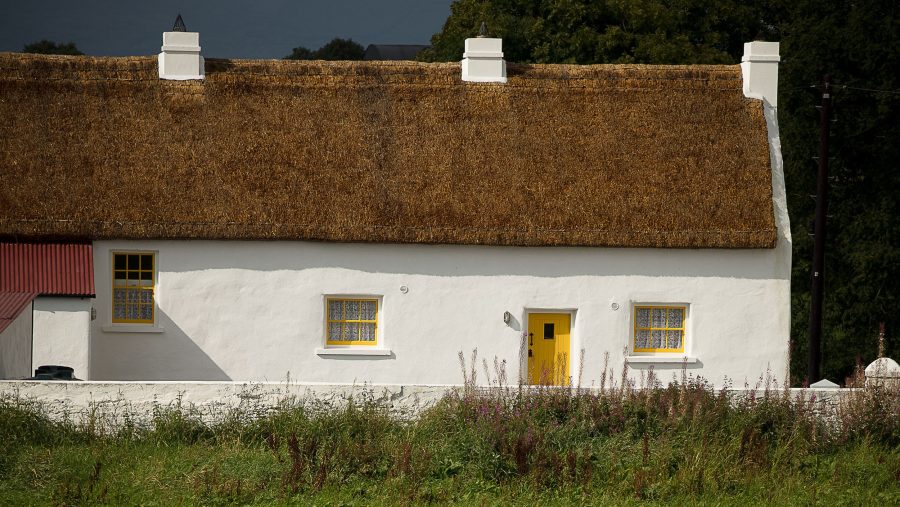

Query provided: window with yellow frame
[112,252,155,324]
[326,298,378,346]
[633,305,685,353]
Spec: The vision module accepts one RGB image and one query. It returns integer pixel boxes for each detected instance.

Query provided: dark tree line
[284,38,364,60]
[23,40,83,55]
[424,0,898,385]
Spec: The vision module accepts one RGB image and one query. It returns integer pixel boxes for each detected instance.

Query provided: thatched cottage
[0,30,789,386]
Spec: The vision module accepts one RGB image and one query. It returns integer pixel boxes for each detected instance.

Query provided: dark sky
[0,1,453,59]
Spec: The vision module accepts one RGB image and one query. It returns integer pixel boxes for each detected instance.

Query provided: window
[112,252,155,324]
[326,298,378,346]
[633,305,685,353]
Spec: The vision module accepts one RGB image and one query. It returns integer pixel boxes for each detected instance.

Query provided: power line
[835,85,900,96]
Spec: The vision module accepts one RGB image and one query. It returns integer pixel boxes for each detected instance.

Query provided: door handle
[529,333,533,346]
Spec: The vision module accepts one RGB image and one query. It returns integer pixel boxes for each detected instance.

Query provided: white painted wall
[32,297,92,380]
[91,239,790,387]
[0,304,32,379]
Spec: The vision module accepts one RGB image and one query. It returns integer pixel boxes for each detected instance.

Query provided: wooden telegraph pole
[808,75,832,384]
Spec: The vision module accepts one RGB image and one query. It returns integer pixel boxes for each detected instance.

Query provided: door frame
[523,308,577,386]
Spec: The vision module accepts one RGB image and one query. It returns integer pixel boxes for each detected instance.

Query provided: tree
[23,40,83,55]
[285,46,314,60]
[423,0,900,385]
[284,38,364,60]
[419,0,777,64]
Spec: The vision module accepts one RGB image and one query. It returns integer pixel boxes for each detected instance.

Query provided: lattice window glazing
[113,253,154,324]
[634,306,685,352]
[326,298,378,346]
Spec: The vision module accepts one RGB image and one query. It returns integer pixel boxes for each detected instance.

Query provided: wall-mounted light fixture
[400,285,409,294]
[503,311,512,324]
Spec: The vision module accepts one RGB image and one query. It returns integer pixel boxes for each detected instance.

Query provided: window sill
[101,325,165,334]
[315,348,392,357]
[626,356,699,364]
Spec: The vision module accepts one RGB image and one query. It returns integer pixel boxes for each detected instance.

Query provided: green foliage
[22,39,83,55]
[420,0,778,63]
[285,38,365,60]
[0,381,897,504]
[424,0,900,385]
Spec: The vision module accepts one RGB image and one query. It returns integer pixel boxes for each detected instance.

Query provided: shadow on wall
[91,309,230,381]
[151,241,781,280]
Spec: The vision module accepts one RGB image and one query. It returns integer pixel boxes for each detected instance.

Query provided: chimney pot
[173,14,186,32]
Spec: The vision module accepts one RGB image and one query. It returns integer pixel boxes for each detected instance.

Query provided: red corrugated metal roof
[0,243,94,296]
[0,291,37,334]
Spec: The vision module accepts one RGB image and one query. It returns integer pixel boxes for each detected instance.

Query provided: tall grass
[0,361,897,504]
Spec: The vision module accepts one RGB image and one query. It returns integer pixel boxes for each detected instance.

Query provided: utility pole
[809,75,832,384]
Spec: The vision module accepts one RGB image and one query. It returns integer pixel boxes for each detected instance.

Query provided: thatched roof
[0,53,775,248]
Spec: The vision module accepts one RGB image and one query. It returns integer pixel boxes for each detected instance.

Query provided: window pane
[114,288,126,304]
[636,329,651,349]
[139,304,153,320]
[360,323,376,341]
[652,330,665,349]
[343,322,358,341]
[652,308,666,328]
[346,300,360,320]
[328,301,343,321]
[668,330,683,350]
[114,302,126,320]
[328,322,342,341]
[636,308,650,328]
[361,300,376,320]
[127,255,139,270]
[140,289,153,304]
[114,255,126,270]
[140,271,152,280]
[127,288,140,304]
[127,271,139,280]
[127,304,140,320]
[668,308,684,328]
[141,254,153,270]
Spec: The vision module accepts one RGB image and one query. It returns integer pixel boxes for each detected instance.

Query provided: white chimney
[741,41,779,108]
[461,33,506,83]
[158,18,204,80]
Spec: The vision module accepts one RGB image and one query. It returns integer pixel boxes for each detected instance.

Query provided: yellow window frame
[326,298,379,346]
[633,305,686,353]
[112,252,155,324]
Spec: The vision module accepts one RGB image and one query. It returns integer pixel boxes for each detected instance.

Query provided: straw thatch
[0,53,775,248]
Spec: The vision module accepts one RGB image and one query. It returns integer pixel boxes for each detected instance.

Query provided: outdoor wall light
[503,311,512,324]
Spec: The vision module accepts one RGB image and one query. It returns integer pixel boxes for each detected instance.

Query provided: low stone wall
[0,381,454,429]
[0,380,850,430]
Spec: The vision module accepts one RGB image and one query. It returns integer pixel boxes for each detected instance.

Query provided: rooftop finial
[173,14,186,32]
[478,21,488,38]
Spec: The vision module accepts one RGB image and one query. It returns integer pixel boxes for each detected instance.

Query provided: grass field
[1,365,897,505]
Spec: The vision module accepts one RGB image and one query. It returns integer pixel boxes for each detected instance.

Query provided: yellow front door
[527,313,571,385]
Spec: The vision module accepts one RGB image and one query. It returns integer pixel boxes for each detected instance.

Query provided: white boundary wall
[90,239,790,388]
[0,381,845,428]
